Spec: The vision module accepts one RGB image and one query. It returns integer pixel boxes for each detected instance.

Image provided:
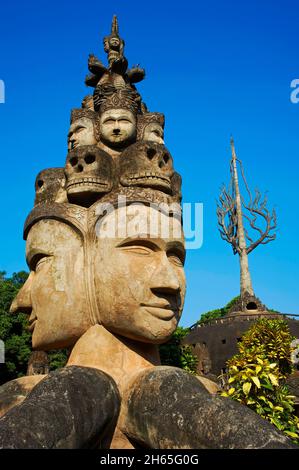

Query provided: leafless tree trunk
[231,141,254,296]
[217,138,277,300]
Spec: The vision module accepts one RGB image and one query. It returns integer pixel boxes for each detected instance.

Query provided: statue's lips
[67,178,110,192]
[121,173,171,190]
[141,303,177,320]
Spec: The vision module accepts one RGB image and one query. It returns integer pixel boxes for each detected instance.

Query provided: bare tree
[217,138,277,298]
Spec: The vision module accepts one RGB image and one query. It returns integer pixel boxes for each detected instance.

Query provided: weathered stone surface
[34,168,66,205]
[11,219,91,350]
[0,366,120,449]
[65,145,114,206]
[0,375,45,418]
[121,367,296,449]
[68,109,99,151]
[119,141,174,194]
[137,113,165,144]
[195,375,219,394]
[92,205,186,344]
[27,351,49,375]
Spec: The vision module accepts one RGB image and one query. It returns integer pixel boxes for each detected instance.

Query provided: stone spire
[85,15,145,88]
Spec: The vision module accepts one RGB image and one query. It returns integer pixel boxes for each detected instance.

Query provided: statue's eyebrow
[166,240,186,264]
[115,236,164,251]
[26,247,51,269]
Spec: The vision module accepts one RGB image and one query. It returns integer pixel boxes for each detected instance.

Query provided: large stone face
[93,204,186,344]
[10,219,91,350]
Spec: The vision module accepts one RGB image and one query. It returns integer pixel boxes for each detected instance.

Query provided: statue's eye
[167,251,185,267]
[29,254,51,271]
[120,246,153,256]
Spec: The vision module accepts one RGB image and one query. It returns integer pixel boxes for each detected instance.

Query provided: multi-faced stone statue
[119,141,174,194]
[137,113,165,145]
[10,199,185,350]
[64,145,114,206]
[67,109,99,151]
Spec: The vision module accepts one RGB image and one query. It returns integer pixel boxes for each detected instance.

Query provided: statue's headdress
[137,112,165,140]
[94,85,141,115]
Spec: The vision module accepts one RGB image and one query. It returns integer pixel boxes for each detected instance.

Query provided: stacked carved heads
[12,16,185,355]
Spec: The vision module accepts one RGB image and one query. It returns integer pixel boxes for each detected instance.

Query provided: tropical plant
[222,318,299,443]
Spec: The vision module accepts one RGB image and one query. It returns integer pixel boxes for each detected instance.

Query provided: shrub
[222,318,299,443]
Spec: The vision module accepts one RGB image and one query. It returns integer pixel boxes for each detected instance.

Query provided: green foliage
[237,318,294,379]
[48,349,69,370]
[159,327,198,374]
[198,296,240,325]
[0,271,31,384]
[222,318,299,443]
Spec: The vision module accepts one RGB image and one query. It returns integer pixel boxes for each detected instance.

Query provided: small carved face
[100,109,136,149]
[68,118,97,151]
[34,168,66,205]
[144,123,164,145]
[109,36,120,50]
[65,146,113,206]
[120,142,174,193]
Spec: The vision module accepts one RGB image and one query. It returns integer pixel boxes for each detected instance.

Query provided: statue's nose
[9,273,33,315]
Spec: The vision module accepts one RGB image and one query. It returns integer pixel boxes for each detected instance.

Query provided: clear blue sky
[0,0,298,326]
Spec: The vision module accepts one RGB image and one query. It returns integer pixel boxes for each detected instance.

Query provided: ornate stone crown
[70,108,98,124]
[94,85,141,115]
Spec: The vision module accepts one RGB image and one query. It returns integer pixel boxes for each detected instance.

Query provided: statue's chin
[101,136,132,150]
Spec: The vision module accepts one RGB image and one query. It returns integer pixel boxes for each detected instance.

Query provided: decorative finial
[111,15,119,35]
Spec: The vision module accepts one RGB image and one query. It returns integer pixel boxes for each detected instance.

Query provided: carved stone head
[119,142,174,193]
[65,145,113,206]
[99,109,136,150]
[34,168,66,205]
[10,216,90,350]
[137,113,165,145]
[68,109,100,151]
[93,203,186,343]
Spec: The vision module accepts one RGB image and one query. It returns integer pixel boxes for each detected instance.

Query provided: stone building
[183,299,299,377]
